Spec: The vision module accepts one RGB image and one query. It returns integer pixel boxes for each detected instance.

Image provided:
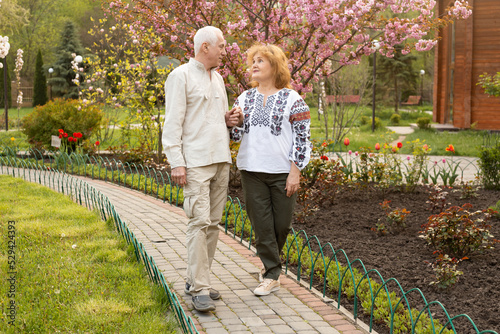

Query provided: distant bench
[325,95,361,105]
[401,95,421,106]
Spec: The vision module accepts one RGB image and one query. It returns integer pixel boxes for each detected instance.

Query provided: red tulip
[320,155,329,161]
[95,141,100,146]
[63,133,68,138]
[68,137,74,142]
[445,144,455,153]
[343,138,350,146]
[397,142,403,149]
[375,143,380,150]
[58,129,64,134]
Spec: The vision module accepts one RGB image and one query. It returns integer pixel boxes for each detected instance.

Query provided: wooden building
[433,0,500,130]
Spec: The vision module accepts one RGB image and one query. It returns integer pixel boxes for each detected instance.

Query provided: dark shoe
[192,295,216,312]
[185,283,221,300]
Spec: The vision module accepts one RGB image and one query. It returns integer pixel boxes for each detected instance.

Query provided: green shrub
[360,116,382,130]
[491,200,500,218]
[390,113,401,125]
[478,143,500,190]
[419,203,499,258]
[416,117,431,129]
[22,99,103,148]
[360,115,370,125]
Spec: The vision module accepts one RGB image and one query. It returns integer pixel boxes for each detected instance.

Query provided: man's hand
[285,163,301,197]
[225,106,243,127]
[171,166,187,186]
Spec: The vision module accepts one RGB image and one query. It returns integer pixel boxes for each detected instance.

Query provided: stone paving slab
[1,167,371,334]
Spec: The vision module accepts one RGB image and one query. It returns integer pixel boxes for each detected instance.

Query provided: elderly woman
[231,44,312,296]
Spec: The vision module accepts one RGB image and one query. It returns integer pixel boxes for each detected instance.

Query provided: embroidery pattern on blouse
[249,89,269,128]
[289,98,311,168]
[241,89,256,134]
[270,89,290,136]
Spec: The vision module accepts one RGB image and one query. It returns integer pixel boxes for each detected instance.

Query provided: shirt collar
[189,58,216,74]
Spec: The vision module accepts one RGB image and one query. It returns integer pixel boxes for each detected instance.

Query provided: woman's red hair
[246,44,292,89]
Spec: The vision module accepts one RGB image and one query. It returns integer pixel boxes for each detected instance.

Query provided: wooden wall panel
[434,0,500,130]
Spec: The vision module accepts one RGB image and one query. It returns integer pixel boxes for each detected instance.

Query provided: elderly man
[162,26,241,312]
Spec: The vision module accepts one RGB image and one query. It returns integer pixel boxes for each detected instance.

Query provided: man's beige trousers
[183,162,230,296]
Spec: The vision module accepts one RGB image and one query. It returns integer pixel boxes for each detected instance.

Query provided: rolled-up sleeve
[162,71,187,168]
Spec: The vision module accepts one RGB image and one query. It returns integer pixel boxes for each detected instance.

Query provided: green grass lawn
[0,176,178,333]
[400,129,487,156]
[1,107,34,121]
[0,131,29,150]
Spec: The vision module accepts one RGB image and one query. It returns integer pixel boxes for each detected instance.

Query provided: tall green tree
[376,44,417,113]
[9,0,98,79]
[32,49,48,106]
[48,21,84,99]
[0,0,29,36]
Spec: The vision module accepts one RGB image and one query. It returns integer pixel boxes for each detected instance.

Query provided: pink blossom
[407,156,411,161]
[442,159,446,164]
[104,0,473,95]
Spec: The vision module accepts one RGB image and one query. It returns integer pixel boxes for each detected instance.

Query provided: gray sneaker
[192,295,216,312]
[185,283,221,300]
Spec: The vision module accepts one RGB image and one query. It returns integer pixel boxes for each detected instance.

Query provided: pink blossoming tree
[103,0,471,95]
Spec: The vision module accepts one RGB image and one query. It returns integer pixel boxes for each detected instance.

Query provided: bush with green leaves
[426,251,464,290]
[22,99,103,149]
[419,203,499,258]
[360,116,383,130]
[478,143,500,190]
[390,113,401,125]
[491,200,500,218]
[416,117,431,129]
[477,72,500,97]
[360,115,370,125]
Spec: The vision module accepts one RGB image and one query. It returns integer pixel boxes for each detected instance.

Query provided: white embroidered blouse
[230,88,312,173]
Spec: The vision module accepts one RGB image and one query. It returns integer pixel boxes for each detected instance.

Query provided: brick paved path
[2,167,371,334]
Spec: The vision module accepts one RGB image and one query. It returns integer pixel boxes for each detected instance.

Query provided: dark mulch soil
[229,184,500,333]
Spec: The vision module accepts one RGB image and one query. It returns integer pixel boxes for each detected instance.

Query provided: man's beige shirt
[162,58,231,169]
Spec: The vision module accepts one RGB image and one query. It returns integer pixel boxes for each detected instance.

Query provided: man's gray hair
[193,26,223,56]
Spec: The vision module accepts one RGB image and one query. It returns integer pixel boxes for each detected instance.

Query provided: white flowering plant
[0,35,10,69]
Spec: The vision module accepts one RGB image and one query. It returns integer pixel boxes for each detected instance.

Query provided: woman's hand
[225,106,243,127]
[285,163,301,197]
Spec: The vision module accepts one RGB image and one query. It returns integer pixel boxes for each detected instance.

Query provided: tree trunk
[394,75,399,114]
